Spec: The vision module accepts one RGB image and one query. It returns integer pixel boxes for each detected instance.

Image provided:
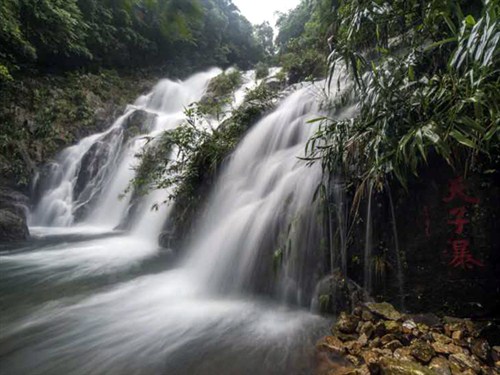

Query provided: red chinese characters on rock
[443,177,484,269]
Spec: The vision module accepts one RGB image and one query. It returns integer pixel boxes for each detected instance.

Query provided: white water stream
[0,69,356,374]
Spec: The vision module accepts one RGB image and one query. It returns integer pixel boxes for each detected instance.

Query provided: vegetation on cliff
[128,72,281,238]
[0,71,156,186]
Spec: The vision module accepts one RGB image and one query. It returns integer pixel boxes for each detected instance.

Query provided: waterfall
[31,69,222,232]
[183,84,325,304]
[0,69,362,374]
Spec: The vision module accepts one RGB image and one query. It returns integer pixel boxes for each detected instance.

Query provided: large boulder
[313,269,372,314]
[0,209,29,242]
[0,187,30,242]
[122,109,157,139]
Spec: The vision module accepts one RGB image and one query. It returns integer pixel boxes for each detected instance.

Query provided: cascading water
[0,70,356,374]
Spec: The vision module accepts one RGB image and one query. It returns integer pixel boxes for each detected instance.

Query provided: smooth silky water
[0,70,350,375]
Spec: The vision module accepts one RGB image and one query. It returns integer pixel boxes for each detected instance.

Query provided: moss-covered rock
[365,302,402,321]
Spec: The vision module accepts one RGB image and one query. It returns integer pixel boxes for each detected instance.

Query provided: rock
[381,334,400,345]
[385,321,402,334]
[122,109,156,137]
[346,354,361,366]
[317,336,346,355]
[491,346,500,362]
[432,333,453,345]
[417,323,430,334]
[394,347,415,362]
[378,357,436,374]
[403,320,418,334]
[443,317,477,338]
[332,328,359,342]
[373,348,395,357]
[362,309,375,322]
[345,341,363,356]
[452,330,465,341]
[337,312,361,334]
[448,353,481,374]
[360,321,375,339]
[432,342,466,355]
[0,208,29,242]
[353,306,363,318]
[314,271,371,314]
[409,314,443,328]
[385,340,404,352]
[375,321,388,337]
[365,302,402,321]
[315,351,352,375]
[429,357,452,375]
[358,333,369,347]
[471,339,491,362]
[410,341,436,364]
[361,350,380,365]
[264,77,285,92]
[369,337,382,349]
[480,365,500,375]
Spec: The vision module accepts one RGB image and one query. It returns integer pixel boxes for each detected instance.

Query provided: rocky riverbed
[316,302,500,375]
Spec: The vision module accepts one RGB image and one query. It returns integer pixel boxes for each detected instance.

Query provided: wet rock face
[314,269,372,314]
[122,109,157,139]
[0,187,30,242]
[0,209,29,242]
[315,302,500,375]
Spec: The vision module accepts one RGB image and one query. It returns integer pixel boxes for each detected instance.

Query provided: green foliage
[255,62,270,80]
[198,69,243,118]
[254,21,275,62]
[306,0,500,193]
[0,71,154,186]
[275,0,332,83]
[0,0,267,75]
[127,80,279,225]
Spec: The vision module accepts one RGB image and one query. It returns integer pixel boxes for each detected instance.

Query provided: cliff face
[0,71,157,242]
[0,71,157,190]
[336,158,500,318]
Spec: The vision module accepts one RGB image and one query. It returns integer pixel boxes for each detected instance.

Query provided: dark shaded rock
[471,339,491,362]
[122,109,156,137]
[314,270,372,315]
[0,187,30,242]
[410,341,436,364]
[381,334,399,345]
[0,209,29,242]
[360,321,375,339]
[385,340,404,352]
[492,346,500,362]
[362,309,375,322]
[408,314,442,328]
[365,302,402,321]
[378,357,436,374]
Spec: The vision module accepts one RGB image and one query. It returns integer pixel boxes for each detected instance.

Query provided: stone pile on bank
[316,302,500,375]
